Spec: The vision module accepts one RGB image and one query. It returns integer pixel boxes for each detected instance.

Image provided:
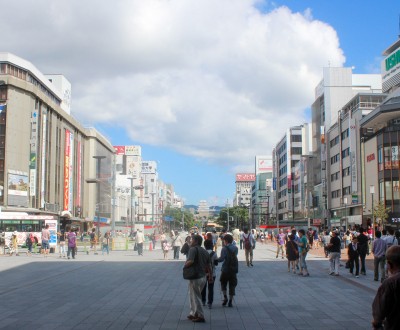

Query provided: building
[0,52,114,238]
[197,200,210,219]
[273,124,311,223]
[359,37,400,229]
[311,67,382,228]
[234,173,255,208]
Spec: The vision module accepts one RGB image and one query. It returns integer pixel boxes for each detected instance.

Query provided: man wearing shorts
[41,224,50,258]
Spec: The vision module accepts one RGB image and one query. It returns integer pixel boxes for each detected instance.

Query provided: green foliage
[217,206,250,230]
[372,200,390,227]
[163,206,196,231]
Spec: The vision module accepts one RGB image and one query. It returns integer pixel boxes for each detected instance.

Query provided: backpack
[102,237,108,245]
[26,237,31,246]
[244,234,252,250]
[387,236,396,248]
[226,247,238,274]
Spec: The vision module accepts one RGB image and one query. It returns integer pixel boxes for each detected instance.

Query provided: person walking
[327,230,341,276]
[201,239,218,309]
[242,228,255,267]
[372,245,400,329]
[89,228,97,254]
[372,231,387,283]
[41,225,50,257]
[285,234,299,273]
[25,233,33,256]
[135,229,144,256]
[184,234,211,323]
[58,230,66,258]
[239,230,243,250]
[102,231,110,255]
[296,229,310,277]
[217,234,238,307]
[67,227,77,259]
[151,231,156,250]
[276,228,285,259]
[347,235,360,277]
[357,227,369,275]
[172,231,184,260]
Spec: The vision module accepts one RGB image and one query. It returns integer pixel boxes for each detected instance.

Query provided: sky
[2,0,400,206]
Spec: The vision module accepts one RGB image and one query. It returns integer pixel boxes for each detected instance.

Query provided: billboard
[235,173,256,182]
[142,161,157,174]
[64,129,72,211]
[256,156,272,174]
[114,146,125,155]
[125,145,141,156]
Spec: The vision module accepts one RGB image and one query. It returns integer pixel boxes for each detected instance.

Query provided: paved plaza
[0,243,379,329]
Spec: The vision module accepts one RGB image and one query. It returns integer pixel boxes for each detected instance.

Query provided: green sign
[385,48,400,71]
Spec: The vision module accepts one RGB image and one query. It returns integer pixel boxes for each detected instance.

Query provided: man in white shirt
[135,229,145,256]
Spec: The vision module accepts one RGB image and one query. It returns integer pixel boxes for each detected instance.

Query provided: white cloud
[3,0,345,171]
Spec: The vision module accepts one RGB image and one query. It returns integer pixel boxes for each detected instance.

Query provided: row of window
[277,142,286,155]
[331,186,351,199]
[331,153,339,165]
[330,136,339,148]
[341,128,349,140]
[279,153,287,166]
[342,147,350,158]
[291,147,302,155]
[279,165,287,176]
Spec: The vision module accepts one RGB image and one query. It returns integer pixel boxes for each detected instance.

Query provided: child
[162,241,171,260]
[348,236,360,278]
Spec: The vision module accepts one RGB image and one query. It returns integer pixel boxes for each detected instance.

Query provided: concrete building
[360,38,400,229]
[311,67,382,228]
[234,173,255,210]
[0,52,114,237]
[273,124,311,223]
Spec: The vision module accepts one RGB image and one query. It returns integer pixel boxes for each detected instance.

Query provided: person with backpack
[242,228,255,267]
[296,229,310,277]
[201,239,218,309]
[217,234,238,307]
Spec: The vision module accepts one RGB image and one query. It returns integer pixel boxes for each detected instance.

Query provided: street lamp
[343,197,348,231]
[370,185,375,239]
[87,155,106,254]
[128,176,143,232]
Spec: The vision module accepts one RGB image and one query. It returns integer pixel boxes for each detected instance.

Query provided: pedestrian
[357,227,369,275]
[276,228,285,259]
[67,227,77,260]
[323,231,331,257]
[347,235,360,278]
[102,231,110,255]
[201,239,217,309]
[239,229,243,250]
[162,240,171,260]
[217,234,238,307]
[327,230,341,276]
[372,230,387,283]
[307,228,314,249]
[25,233,33,256]
[184,234,212,323]
[286,234,299,273]
[135,229,144,256]
[242,228,255,267]
[372,245,400,329]
[151,231,156,250]
[40,225,50,257]
[181,236,191,260]
[296,229,310,277]
[172,231,184,259]
[58,230,66,258]
[89,228,97,254]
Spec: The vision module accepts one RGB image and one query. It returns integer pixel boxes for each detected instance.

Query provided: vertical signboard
[76,141,82,211]
[29,108,38,197]
[68,131,74,211]
[64,129,71,211]
[45,219,58,248]
[349,116,358,193]
[40,110,47,208]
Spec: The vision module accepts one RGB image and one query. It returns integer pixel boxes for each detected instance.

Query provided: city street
[0,242,379,329]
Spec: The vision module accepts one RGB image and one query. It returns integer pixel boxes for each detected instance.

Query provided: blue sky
[3,0,400,206]
[97,1,399,206]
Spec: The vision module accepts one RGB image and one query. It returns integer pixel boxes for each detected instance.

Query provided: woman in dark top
[357,227,369,275]
[347,236,360,277]
[286,234,299,273]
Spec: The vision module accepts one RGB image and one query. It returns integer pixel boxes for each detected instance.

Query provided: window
[330,136,339,148]
[291,135,302,142]
[341,128,349,140]
[331,171,340,182]
[291,147,302,155]
[342,148,350,158]
[331,190,341,199]
[342,167,350,177]
[331,153,340,165]
[342,186,351,196]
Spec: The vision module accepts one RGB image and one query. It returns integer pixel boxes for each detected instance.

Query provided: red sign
[114,146,125,155]
[64,130,71,211]
[236,173,256,182]
[312,219,321,225]
[367,153,375,162]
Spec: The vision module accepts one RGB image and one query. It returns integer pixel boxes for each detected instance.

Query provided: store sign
[367,153,375,162]
[385,48,400,71]
[235,173,255,182]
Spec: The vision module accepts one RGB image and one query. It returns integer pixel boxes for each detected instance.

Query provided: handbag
[291,241,299,257]
[345,260,350,269]
[133,243,138,251]
[183,247,199,280]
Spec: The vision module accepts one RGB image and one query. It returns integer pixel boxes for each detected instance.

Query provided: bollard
[149,242,152,251]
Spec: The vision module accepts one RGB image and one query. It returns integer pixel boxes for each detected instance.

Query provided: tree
[372,200,390,228]
[163,206,196,231]
[217,206,249,230]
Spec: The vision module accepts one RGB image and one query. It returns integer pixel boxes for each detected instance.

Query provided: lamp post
[128,177,135,233]
[370,185,375,239]
[343,197,348,231]
[86,155,106,254]
[226,200,230,232]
